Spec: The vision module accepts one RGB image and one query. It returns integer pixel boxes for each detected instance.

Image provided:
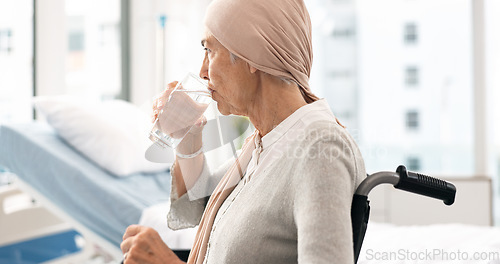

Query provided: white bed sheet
[359,222,500,263]
[139,201,197,250]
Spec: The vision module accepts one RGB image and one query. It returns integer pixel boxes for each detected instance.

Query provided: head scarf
[204,0,319,103]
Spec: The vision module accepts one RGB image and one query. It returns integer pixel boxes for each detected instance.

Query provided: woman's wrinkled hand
[151,81,207,136]
[121,225,184,264]
[152,81,178,123]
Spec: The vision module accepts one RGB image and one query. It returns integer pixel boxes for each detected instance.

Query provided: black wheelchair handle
[354,165,456,206]
[395,165,456,205]
[352,166,456,263]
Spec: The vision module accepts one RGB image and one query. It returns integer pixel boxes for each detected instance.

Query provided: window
[332,28,355,39]
[405,110,419,130]
[0,0,33,123]
[34,0,123,99]
[329,70,352,79]
[64,0,122,99]
[404,23,418,44]
[407,156,421,171]
[305,0,475,177]
[0,29,12,53]
[98,23,120,46]
[67,17,85,52]
[405,66,419,86]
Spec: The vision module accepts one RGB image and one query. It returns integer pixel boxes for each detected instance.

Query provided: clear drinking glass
[149,73,212,148]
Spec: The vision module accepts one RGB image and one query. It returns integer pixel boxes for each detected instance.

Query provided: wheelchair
[351,165,456,263]
[126,165,457,264]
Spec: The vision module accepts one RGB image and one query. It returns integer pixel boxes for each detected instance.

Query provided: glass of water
[149,73,212,148]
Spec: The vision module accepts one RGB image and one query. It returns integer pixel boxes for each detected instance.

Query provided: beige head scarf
[188,1,318,263]
[204,0,319,103]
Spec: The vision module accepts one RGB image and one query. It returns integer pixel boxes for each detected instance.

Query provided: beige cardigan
[168,101,366,264]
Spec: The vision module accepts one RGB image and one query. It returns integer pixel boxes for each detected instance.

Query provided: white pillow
[34,96,173,177]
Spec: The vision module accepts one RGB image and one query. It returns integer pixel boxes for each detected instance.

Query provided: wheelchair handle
[355,165,456,205]
[395,165,456,205]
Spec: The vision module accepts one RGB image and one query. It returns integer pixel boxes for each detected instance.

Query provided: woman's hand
[152,81,178,123]
[152,81,207,155]
[121,225,184,264]
[151,81,207,196]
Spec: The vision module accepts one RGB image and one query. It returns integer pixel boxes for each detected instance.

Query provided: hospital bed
[0,122,195,263]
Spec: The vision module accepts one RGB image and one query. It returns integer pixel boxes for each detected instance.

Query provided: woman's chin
[218,108,230,116]
[216,103,230,116]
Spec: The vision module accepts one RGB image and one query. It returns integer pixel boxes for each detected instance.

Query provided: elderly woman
[120,0,365,263]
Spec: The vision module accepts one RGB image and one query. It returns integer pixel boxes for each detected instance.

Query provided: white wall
[369,177,492,226]
[35,0,67,96]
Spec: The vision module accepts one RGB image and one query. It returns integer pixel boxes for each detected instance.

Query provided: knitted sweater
[168,100,366,263]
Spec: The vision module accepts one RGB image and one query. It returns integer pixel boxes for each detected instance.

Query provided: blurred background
[0,0,499,224]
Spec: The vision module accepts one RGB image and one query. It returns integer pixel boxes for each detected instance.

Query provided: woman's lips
[208,88,215,97]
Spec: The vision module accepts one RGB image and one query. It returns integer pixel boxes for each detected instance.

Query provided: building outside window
[0,29,12,53]
[406,110,420,130]
[405,66,419,86]
[407,156,422,171]
[67,17,85,52]
[332,27,354,39]
[404,22,418,44]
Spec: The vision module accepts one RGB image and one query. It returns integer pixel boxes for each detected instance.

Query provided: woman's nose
[199,53,209,81]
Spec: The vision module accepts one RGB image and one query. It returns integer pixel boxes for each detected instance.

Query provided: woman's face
[199,31,257,116]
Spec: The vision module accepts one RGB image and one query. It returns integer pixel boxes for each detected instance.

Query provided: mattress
[358,222,500,263]
[0,122,172,247]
